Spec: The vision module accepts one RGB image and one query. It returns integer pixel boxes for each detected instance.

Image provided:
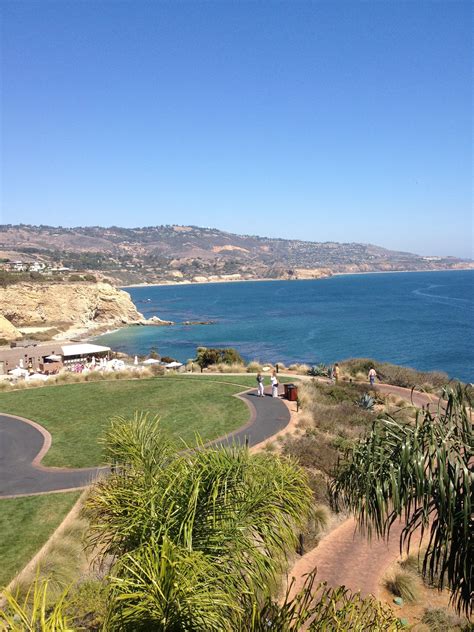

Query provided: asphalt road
[0,387,289,498]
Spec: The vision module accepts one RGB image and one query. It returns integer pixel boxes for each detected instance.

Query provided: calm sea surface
[96,270,474,382]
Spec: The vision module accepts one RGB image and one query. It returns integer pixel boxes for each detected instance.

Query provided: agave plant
[307,363,328,377]
[356,393,376,410]
[331,384,473,615]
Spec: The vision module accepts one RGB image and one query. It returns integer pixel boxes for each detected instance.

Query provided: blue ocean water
[96,270,474,382]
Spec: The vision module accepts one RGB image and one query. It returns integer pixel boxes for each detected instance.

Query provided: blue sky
[1,1,472,257]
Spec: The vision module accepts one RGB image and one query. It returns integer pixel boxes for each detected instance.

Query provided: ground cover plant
[0,375,270,468]
[0,492,80,587]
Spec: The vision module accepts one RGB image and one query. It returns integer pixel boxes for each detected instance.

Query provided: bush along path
[0,385,290,498]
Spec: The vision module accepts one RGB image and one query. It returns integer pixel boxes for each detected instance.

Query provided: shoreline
[120,266,474,289]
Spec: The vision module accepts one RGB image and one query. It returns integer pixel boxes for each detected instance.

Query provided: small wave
[412,286,471,304]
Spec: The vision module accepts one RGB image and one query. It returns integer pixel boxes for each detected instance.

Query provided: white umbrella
[26,373,49,381]
[9,367,28,377]
[91,356,96,366]
[143,358,161,365]
[134,355,138,365]
[19,359,24,368]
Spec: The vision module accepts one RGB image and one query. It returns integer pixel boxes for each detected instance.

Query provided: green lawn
[0,492,80,588]
[0,374,271,468]
[0,374,295,588]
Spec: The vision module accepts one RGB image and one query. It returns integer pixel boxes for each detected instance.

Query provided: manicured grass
[0,375,269,468]
[0,492,80,588]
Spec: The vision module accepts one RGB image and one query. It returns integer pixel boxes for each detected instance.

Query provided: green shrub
[66,580,109,631]
[385,571,419,602]
[283,431,339,476]
[306,470,330,504]
[195,346,244,369]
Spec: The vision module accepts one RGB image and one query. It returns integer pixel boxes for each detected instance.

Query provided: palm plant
[0,577,72,631]
[330,384,473,615]
[86,412,312,630]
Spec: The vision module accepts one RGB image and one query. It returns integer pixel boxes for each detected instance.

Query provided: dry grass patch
[384,571,419,603]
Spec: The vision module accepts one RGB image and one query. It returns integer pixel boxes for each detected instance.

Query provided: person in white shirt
[256,373,265,397]
[271,371,279,398]
[368,367,377,386]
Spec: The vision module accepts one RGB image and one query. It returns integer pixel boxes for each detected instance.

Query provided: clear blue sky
[1,1,472,257]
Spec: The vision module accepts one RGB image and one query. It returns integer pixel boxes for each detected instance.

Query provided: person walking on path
[368,367,377,386]
[256,372,265,397]
[271,371,279,398]
[333,363,340,383]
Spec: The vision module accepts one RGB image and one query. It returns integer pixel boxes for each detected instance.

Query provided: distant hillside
[0,224,471,285]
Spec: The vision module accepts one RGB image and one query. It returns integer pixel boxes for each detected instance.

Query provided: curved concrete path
[0,413,109,498]
[0,387,289,499]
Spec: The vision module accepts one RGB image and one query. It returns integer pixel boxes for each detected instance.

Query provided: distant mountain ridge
[0,224,471,285]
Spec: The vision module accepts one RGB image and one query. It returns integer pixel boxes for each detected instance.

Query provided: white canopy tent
[61,344,111,357]
[143,358,161,365]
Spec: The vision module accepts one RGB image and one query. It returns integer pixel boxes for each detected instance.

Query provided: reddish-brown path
[289,519,409,599]
[287,382,435,599]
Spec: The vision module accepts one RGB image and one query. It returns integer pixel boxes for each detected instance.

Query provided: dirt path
[287,382,436,599]
[288,518,408,599]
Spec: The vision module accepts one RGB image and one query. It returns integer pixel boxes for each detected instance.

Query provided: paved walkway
[0,387,289,499]
[0,413,109,498]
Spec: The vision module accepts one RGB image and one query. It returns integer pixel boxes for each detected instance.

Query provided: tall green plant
[330,384,473,615]
[86,413,312,629]
[0,578,72,631]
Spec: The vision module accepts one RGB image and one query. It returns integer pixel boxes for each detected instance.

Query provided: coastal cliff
[0,282,145,340]
[0,314,22,341]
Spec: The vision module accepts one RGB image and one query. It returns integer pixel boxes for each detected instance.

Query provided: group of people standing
[256,370,279,398]
[256,364,378,398]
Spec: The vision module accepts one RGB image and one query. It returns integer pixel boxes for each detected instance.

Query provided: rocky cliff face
[0,282,144,338]
[0,314,22,341]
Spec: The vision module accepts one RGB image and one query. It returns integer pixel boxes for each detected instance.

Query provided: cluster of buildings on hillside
[3,260,72,274]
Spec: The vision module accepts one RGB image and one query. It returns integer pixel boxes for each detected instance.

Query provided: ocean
[95,270,474,382]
